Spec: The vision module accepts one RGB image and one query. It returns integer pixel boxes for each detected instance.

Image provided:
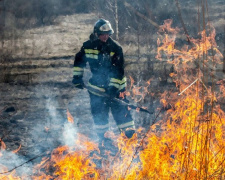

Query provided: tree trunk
[0,0,6,48]
[114,0,119,41]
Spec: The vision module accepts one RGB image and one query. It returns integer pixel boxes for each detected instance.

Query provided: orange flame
[0,139,6,150]
[0,141,27,180]
[125,76,152,103]
[32,134,101,179]
[0,170,23,180]
[66,109,74,124]
[13,144,21,154]
[0,139,6,157]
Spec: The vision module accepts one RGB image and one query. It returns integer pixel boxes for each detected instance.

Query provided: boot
[125,129,135,138]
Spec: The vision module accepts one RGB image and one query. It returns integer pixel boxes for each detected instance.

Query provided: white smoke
[0,151,33,179]
[61,122,78,147]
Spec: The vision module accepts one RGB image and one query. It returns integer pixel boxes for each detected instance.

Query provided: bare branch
[0,151,50,174]
[124,2,159,29]
[175,0,191,43]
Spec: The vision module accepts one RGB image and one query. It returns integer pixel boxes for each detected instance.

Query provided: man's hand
[106,86,118,98]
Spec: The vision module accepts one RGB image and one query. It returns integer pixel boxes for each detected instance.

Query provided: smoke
[29,87,87,149]
[42,93,92,150]
[0,89,83,177]
[0,150,33,178]
[61,122,78,147]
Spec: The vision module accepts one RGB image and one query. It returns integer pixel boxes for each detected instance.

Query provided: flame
[32,134,101,179]
[0,139,6,151]
[125,76,152,103]
[136,107,140,112]
[145,19,225,179]
[0,139,6,157]
[136,93,225,179]
[156,19,223,90]
[0,141,26,180]
[0,170,22,180]
[66,109,74,124]
[12,144,21,154]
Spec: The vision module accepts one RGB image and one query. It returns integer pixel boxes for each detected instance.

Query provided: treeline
[0,0,180,33]
[0,0,222,48]
[0,0,222,34]
[0,0,94,29]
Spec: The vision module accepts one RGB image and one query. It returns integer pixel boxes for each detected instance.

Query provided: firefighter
[72,18,135,143]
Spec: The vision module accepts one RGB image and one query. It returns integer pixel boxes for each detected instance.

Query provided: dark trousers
[89,92,134,138]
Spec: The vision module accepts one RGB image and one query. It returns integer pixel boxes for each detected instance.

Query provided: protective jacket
[73,34,127,96]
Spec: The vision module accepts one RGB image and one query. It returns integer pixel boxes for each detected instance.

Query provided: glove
[106,86,118,98]
[72,76,84,89]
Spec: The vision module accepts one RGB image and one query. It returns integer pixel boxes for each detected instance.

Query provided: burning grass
[0,19,225,179]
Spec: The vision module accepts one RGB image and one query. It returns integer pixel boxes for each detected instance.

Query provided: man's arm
[72,46,86,88]
[107,45,127,97]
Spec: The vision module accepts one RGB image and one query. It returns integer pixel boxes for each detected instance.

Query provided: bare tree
[0,0,6,48]
[114,0,119,40]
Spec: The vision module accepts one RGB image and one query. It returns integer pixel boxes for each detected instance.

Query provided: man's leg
[89,93,118,159]
[111,98,135,138]
[89,93,109,142]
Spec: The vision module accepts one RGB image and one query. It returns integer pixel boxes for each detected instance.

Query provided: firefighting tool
[82,84,153,115]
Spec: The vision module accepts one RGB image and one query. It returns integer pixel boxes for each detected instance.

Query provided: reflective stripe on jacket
[73,36,127,96]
